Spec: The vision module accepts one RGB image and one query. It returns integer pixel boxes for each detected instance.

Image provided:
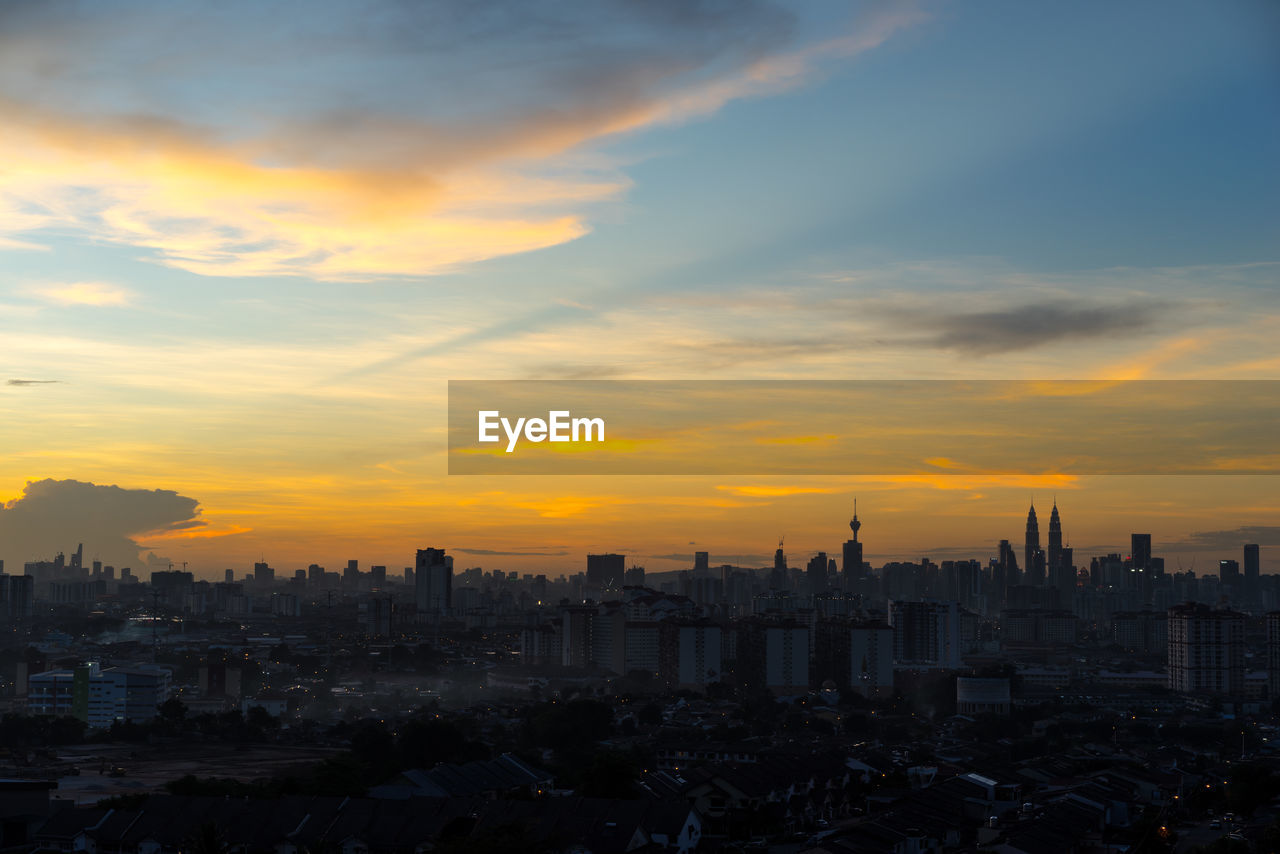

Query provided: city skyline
[4,488,1276,581]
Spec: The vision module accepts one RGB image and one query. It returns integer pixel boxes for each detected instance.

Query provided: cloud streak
[905,300,1169,355]
[31,281,133,307]
[1165,525,1280,552]
[453,547,570,557]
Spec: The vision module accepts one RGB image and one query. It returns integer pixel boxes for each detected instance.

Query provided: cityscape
[1,499,1278,853]
[2,1,1278,853]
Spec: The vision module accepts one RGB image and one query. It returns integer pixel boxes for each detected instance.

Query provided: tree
[577,750,641,799]
[531,700,613,755]
[638,702,663,727]
[159,697,187,726]
[397,718,490,768]
[182,822,229,854]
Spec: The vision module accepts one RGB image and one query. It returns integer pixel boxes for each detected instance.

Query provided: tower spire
[849,498,861,541]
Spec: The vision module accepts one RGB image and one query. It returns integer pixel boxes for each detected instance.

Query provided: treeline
[162,699,647,801]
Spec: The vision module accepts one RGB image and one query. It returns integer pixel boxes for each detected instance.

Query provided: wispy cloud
[31,281,133,307]
[453,547,570,557]
[0,1,925,280]
[716,484,843,497]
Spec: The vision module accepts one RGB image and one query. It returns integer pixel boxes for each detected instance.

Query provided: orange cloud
[866,473,1081,491]
[139,523,253,541]
[0,98,609,280]
[755,434,841,446]
[716,485,843,497]
[0,6,924,280]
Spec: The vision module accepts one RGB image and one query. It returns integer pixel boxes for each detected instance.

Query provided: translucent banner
[447,380,1280,475]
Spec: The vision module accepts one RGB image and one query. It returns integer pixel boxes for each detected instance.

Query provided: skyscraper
[1168,603,1244,697]
[735,618,809,694]
[998,538,1019,592]
[586,553,625,589]
[889,599,960,669]
[806,552,829,594]
[1047,501,1062,566]
[1219,559,1241,591]
[770,544,788,591]
[815,617,892,698]
[1131,534,1152,572]
[1024,504,1043,586]
[842,499,864,590]
[414,548,452,616]
[1244,544,1260,605]
[253,562,274,587]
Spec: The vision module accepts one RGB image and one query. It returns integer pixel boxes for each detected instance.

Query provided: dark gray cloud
[1163,526,1280,553]
[7,378,58,386]
[0,478,202,571]
[908,300,1168,356]
[0,0,796,170]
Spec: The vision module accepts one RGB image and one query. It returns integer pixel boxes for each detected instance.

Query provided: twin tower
[1024,501,1070,587]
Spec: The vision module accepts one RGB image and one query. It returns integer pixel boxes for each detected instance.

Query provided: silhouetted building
[1244,544,1260,606]
[1047,502,1063,577]
[841,500,864,590]
[586,553,625,589]
[414,548,452,616]
[1219,559,1241,591]
[769,545,788,590]
[806,552,829,595]
[1112,609,1167,654]
[253,562,274,586]
[1024,504,1043,586]
[367,596,393,638]
[996,539,1019,596]
[1268,611,1280,700]
[0,573,34,619]
[736,618,809,694]
[956,677,1011,715]
[815,618,892,698]
[1131,534,1152,572]
[889,600,960,669]
[658,620,722,692]
[1168,603,1244,697]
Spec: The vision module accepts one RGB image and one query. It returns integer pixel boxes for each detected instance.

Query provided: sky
[0,0,1277,578]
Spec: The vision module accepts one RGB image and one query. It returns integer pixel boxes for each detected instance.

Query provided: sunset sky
[1,0,1277,578]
